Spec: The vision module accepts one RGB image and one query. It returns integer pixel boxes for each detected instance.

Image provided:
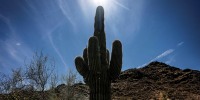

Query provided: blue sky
[0,0,200,76]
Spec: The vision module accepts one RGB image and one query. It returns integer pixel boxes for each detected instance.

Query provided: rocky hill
[1,61,199,100]
[73,61,200,100]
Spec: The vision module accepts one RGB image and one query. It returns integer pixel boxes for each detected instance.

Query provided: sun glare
[88,0,119,20]
[92,0,108,7]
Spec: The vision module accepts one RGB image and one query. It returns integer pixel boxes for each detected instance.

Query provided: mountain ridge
[73,61,200,99]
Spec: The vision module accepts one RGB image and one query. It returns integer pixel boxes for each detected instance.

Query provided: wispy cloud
[0,14,15,35]
[57,0,75,27]
[0,40,33,73]
[22,2,69,69]
[177,42,184,47]
[16,43,21,46]
[42,20,68,69]
[0,14,33,71]
[5,42,25,64]
[48,33,68,68]
[0,14,10,24]
[112,0,130,10]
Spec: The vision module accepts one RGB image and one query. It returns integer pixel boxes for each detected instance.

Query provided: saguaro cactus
[75,6,122,100]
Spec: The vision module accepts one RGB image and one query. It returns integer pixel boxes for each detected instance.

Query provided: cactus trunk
[75,6,122,100]
[89,72,111,100]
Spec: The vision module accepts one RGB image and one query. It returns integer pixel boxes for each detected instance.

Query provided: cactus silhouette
[75,6,122,100]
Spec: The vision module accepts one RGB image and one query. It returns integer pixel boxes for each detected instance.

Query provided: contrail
[46,21,68,68]
[57,0,75,27]
[48,34,68,68]
[0,14,15,35]
[137,49,174,68]
[112,0,130,10]
[150,49,174,62]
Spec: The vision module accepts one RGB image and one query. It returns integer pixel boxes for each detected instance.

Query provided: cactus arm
[109,40,122,80]
[83,48,88,65]
[88,36,101,72]
[75,57,89,77]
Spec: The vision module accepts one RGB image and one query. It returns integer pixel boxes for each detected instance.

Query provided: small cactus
[75,6,122,100]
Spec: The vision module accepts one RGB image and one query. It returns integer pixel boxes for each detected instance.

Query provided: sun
[89,0,116,20]
[92,0,108,7]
